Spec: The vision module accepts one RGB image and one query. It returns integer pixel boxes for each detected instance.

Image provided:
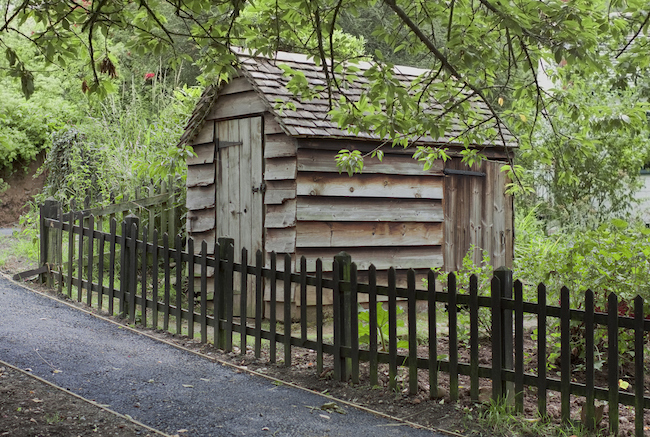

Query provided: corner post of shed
[494,266,514,403]
[39,198,61,285]
[122,214,140,320]
[334,251,352,381]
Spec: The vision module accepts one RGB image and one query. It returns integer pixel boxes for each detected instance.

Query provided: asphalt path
[0,276,445,437]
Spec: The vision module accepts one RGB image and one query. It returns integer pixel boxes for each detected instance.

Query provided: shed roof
[179,49,516,148]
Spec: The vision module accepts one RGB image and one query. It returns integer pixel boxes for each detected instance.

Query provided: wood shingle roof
[179,49,516,148]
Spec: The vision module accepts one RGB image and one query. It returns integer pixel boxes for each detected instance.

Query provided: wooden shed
[178,49,516,317]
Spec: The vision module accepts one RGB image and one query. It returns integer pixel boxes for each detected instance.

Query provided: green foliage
[358,303,408,351]
[434,246,494,341]
[0,75,80,172]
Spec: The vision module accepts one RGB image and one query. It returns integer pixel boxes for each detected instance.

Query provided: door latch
[252,182,266,193]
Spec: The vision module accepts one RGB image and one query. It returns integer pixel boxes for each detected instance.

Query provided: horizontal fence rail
[37,205,650,436]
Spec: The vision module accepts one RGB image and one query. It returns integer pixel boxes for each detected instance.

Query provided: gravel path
[0,277,444,437]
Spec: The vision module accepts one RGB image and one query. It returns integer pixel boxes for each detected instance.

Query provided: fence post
[217,237,235,350]
[122,214,139,319]
[494,266,514,403]
[39,198,60,284]
[334,251,352,381]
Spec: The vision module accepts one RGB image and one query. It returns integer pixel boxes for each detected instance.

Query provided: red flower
[144,72,155,80]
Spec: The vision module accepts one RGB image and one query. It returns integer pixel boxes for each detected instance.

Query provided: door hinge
[252,182,266,194]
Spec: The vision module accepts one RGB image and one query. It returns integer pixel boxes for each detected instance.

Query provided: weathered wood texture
[443,159,514,271]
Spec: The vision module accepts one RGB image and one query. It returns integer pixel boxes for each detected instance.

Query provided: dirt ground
[1,164,649,437]
[0,155,46,227]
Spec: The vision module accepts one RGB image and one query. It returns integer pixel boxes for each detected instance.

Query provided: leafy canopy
[2,0,649,171]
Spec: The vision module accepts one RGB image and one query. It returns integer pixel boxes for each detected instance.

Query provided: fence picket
[316,259,324,374]
[152,229,159,330]
[300,257,307,345]
[608,292,619,435]
[388,267,397,392]
[634,295,644,437]
[97,231,105,310]
[585,289,595,429]
[78,213,84,303]
[108,219,117,315]
[428,270,438,399]
[283,254,292,367]
[188,238,195,339]
[269,252,277,363]
[163,233,171,331]
[141,227,148,328]
[240,247,248,354]
[537,283,547,417]
[86,215,94,306]
[514,280,524,413]
[560,286,570,423]
[200,241,208,344]
[332,259,341,380]
[407,269,417,395]
[368,265,378,387]
[491,275,503,400]
[254,250,263,357]
[350,263,359,384]
[469,275,479,402]
[119,221,127,315]
[448,272,458,401]
[213,241,221,348]
[224,238,234,352]
[175,234,183,335]
[66,207,74,298]
[128,221,138,323]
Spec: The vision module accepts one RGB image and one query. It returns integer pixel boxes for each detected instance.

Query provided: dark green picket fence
[37,204,650,436]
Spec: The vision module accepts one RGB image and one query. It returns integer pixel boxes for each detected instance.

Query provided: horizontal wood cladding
[264,180,296,205]
[187,208,215,233]
[186,163,215,188]
[297,148,443,175]
[265,227,296,253]
[186,185,215,211]
[264,134,297,158]
[189,230,216,254]
[207,91,267,120]
[191,123,214,147]
[187,141,215,166]
[296,173,443,199]
[266,199,297,228]
[264,113,285,135]
[296,197,443,222]
[265,156,297,180]
[220,77,254,95]
[296,246,443,271]
[295,222,443,247]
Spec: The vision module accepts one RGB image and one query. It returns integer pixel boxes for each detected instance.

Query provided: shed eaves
[179,49,516,148]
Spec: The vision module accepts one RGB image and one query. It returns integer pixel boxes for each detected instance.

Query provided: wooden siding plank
[491,162,507,267]
[187,208,215,233]
[220,77,254,95]
[188,142,215,166]
[264,180,297,205]
[190,230,216,255]
[297,149,443,175]
[239,117,253,260]
[226,120,241,247]
[296,173,443,199]
[296,197,443,222]
[187,185,215,211]
[187,163,215,188]
[266,199,297,228]
[296,246,443,271]
[189,125,214,158]
[481,161,495,267]
[264,134,296,158]
[207,91,267,120]
[444,165,457,271]
[265,227,297,253]
[469,169,483,264]
[250,117,265,256]
[265,157,297,180]
[295,221,443,247]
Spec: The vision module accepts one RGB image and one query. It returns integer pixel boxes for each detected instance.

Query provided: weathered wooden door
[443,159,513,272]
[215,117,264,315]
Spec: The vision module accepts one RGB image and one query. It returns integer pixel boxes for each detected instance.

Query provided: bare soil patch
[0,364,162,436]
[0,154,46,227]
